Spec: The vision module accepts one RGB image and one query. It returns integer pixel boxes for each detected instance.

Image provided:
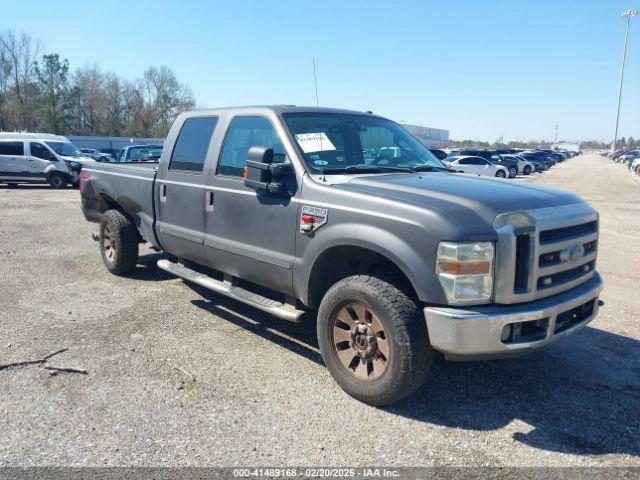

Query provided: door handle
[205,190,214,212]
[160,184,167,203]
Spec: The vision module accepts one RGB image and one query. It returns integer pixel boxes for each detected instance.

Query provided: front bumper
[424,273,603,361]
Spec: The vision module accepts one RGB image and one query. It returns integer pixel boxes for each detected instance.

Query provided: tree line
[452,137,638,150]
[0,30,195,138]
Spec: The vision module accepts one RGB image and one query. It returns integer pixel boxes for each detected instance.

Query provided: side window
[458,158,471,165]
[169,116,218,172]
[218,116,285,177]
[30,143,50,160]
[0,141,24,156]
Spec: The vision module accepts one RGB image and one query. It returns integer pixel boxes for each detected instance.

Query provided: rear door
[156,116,219,265]
[0,141,28,180]
[476,158,493,176]
[204,115,298,295]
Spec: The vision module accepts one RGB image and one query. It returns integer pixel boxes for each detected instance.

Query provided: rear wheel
[508,167,517,178]
[495,170,507,178]
[49,172,67,189]
[99,209,139,275]
[317,275,433,406]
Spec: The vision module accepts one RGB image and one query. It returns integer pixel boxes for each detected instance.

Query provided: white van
[0,133,94,188]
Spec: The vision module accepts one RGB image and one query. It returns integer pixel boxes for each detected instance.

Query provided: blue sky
[2,0,639,142]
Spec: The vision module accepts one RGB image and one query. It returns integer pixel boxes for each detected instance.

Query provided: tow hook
[91,231,99,242]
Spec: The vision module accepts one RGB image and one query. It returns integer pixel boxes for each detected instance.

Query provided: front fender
[44,165,70,181]
[295,222,448,306]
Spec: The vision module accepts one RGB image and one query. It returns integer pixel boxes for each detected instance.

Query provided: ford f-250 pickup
[80,106,603,406]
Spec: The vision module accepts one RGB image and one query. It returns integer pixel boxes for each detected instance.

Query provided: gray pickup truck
[80,106,603,405]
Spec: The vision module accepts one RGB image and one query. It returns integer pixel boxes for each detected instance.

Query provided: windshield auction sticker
[295,132,336,153]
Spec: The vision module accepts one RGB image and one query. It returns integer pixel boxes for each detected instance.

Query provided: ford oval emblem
[561,243,585,263]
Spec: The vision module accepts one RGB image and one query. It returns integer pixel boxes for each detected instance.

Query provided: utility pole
[554,121,558,143]
[613,10,637,152]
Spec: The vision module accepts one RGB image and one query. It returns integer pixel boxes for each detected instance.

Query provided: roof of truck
[181,105,382,117]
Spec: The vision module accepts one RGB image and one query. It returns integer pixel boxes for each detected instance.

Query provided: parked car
[619,150,640,168]
[630,158,640,175]
[80,148,113,163]
[501,154,535,175]
[80,106,603,406]
[0,132,93,188]
[116,144,163,162]
[520,150,553,169]
[429,148,448,161]
[443,155,509,178]
[448,149,518,178]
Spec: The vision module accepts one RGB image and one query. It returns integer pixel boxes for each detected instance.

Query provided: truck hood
[334,172,584,237]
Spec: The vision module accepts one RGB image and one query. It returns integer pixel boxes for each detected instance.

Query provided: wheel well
[306,246,417,309]
[46,170,70,182]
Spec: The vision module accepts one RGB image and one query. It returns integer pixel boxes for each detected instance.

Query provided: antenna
[312,58,326,182]
[312,58,320,110]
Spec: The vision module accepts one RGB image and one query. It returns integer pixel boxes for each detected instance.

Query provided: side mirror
[244,146,292,196]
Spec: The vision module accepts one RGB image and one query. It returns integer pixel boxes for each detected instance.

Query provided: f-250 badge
[300,206,328,234]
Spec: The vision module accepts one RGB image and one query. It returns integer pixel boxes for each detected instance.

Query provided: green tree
[33,53,75,134]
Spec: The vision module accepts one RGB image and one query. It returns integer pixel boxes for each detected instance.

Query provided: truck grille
[539,221,597,244]
[493,205,599,304]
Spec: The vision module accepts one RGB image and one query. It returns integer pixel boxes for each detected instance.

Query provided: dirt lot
[0,154,638,467]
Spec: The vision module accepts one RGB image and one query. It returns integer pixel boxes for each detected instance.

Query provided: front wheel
[49,172,68,189]
[523,165,532,175]
[317,275,433,406]
[495,170,507,178]
[508,167,517,178]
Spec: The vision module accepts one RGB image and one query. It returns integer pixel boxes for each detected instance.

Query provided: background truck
[79,106,603,406]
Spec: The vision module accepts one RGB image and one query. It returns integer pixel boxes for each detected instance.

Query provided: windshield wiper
[409,165,453,172]
[320,165,412,174]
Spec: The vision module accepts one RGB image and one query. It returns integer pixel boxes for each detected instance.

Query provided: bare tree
[129,66,195,137]
[0,30,42,130]
[72,65,107,134]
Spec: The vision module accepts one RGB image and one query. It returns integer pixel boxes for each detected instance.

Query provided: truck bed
[81,162,159,246]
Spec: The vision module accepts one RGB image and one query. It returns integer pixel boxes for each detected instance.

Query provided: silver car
[502,154,535,175]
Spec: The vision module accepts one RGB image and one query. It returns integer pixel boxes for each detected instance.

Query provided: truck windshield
[45,141,84,157]
[283,113,444,174]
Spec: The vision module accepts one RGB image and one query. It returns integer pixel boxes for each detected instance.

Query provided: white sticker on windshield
[295,132,336,154]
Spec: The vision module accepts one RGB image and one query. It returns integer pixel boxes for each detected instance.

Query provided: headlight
[65,161,81,170]
[436,242,494,305]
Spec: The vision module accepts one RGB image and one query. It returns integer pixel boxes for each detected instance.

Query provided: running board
[157,259,305,322]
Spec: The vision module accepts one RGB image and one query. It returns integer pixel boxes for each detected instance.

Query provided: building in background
[399,123,450,149]
[551,141,580,153]
[67,135,164,154]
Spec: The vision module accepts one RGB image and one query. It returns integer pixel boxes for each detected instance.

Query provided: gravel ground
[0,154,638,467]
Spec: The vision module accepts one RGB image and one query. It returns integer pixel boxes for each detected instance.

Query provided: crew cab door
[156,116,219,265]
[204,115,298,295]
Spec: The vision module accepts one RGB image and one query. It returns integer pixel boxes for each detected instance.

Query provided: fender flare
[297,222,444,306]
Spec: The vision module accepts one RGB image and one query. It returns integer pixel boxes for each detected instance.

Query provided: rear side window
[0,141,24,156]
[218,116,285,177]
[169,117,218,172]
